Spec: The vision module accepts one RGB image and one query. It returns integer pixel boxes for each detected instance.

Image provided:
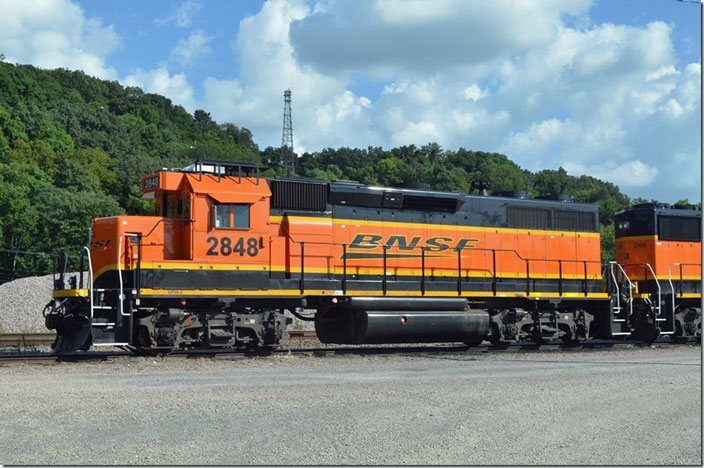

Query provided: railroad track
[0,330,318,348]
[0,332,696,365]
[0,333,57,347]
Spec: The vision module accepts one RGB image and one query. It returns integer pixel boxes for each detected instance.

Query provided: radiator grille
[507,206,551,230]
[554,210,597,232]
[270,180,327,211]
[659,215,701,242]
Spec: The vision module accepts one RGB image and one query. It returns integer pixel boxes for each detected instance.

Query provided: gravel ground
[0,274,54,333]
[0,344,700,465]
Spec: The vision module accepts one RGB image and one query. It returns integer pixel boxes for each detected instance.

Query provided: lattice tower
[281,89,294,175]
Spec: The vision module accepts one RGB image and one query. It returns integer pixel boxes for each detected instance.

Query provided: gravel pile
[0,273,316,335]
[0,274,55,333]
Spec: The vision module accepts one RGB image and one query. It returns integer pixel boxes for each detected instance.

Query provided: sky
[0,0,701,203]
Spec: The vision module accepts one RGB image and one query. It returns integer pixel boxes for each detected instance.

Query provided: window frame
[212,203,251,230]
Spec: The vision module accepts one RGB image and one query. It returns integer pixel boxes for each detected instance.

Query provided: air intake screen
[270,180,327,211]
[554,210,597,232]
[507,206,551,230]
[659,215,701,242]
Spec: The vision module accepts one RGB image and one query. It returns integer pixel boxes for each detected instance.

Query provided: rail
[0,333,56,347]
[0,331,317,348]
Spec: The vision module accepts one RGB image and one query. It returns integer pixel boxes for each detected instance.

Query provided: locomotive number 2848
[206,236,259,256]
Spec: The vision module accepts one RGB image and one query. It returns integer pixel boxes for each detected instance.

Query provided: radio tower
[281,89,294,175]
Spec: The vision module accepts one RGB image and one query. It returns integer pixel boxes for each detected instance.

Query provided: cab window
[214,203,250,229]
[233,204,250,229]
[215,204,231,228]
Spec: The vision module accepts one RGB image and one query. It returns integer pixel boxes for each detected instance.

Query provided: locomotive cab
[613,203,701,341]
[47,160,286,353]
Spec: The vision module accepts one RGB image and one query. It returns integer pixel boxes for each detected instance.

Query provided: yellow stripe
[53,289,89,298]
[139,288,608,299]
[271,215,600,238]
[140,288,326,296]
[615,235,658,242]
[95,262,599,281]
[630,275,702,281]
[94,262,272,278]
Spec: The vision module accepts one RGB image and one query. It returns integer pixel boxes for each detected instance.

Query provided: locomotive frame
[45,159,701,353]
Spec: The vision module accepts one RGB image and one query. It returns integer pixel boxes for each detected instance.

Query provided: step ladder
[609,262,633,336]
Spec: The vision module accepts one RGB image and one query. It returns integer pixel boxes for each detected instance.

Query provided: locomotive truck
[44,159,701,353]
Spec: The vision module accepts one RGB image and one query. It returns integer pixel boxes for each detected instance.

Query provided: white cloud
[125,67,197,112]
[464,84,488,102]
[201,0,375,154]
[155,0,202,28]
[170,29,214,66]
[196,0,699,203]
[288,0,592,77]
[563,159,659,188]
[0,0,119,79]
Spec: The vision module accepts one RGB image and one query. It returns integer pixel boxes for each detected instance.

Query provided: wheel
[671,334,690,344]
[488,322,510,349]
[245,342,276,356]
[464,337,485,347]
[560,336,582,346]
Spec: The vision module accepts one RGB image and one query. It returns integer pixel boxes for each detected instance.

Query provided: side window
[213,203,251,229]
[233,204,250,229]
[215,204,231,228]
[183,195,190,219]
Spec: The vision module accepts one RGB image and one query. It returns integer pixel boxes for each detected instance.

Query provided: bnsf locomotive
[44,159,702,353]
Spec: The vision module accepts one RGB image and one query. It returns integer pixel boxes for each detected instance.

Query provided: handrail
[666,261,702,325]
[280,233,601,296]
[141,217,193,239]
[645,263,661,317]
[667,263,679,314]
[117,233,139,317]
[609,261,633,323]
[622,263,662,317]
[83,246,93,320]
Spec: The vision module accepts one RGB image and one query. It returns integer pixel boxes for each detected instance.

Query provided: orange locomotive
[613,203,701,342]
[45,160,700,353]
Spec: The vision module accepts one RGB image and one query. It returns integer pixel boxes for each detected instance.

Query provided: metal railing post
[525,259,530,295]
[342,243,347,295]
[300,242,305,294]
[421,247,426,296]
[492,249,497,296]
[382,245,388,295]
[457,248,462,295]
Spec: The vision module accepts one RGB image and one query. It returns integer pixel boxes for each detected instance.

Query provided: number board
[206,236,260,257]
[143,175,160,190]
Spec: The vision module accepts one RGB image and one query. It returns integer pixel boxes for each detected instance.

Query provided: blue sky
[0,0,701,203]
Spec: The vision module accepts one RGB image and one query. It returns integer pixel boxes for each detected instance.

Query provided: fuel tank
[315,304,489,345]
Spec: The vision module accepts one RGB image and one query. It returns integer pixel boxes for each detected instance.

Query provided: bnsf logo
[349,234,478,252]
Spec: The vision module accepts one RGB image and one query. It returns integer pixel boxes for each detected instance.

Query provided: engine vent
[270,179,327,211]
[507,206,551,230]
[659,215,701,242]
[554,210,597,232]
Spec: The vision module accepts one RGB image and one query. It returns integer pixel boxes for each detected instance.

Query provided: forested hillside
[0,61,642,278]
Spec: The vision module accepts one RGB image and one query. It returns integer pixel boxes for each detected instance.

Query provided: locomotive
[44,159,702,353]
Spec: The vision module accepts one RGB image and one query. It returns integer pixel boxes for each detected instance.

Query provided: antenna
[281,89,294,176]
